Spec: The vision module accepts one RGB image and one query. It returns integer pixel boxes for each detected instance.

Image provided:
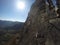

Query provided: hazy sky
[0,0,56,22]
[0,0,35,22]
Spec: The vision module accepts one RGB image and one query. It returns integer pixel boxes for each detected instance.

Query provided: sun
[17,1,25,10]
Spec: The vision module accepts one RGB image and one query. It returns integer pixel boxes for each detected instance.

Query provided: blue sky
[0,0,56,22]
[0,0,35,22]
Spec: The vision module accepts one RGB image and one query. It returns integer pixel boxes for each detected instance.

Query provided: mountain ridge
[0,20,24,30]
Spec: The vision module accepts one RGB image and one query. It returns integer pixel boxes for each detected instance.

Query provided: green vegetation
[0,29,17,45]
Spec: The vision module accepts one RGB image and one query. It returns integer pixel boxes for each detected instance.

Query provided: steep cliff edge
[7,0,60,45]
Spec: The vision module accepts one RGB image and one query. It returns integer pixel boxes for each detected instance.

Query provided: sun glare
[17,1,25,10]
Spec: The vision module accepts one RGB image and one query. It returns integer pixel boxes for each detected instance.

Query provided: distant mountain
[0,20,24,30]
[0,20,24,45]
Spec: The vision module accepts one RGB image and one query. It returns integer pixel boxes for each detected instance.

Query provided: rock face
[19,0,48,45]
[7,0,60,45]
